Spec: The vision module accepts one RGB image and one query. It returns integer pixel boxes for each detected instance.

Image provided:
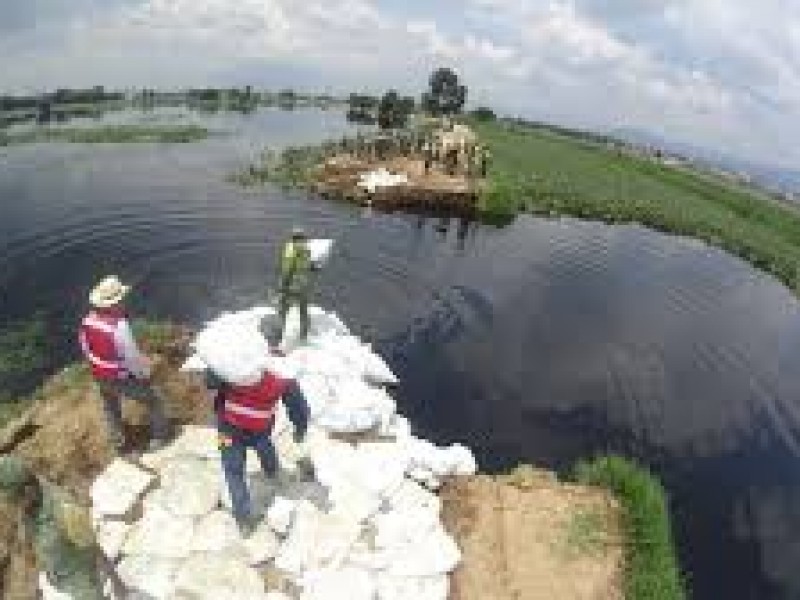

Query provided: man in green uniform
[0,456,102,599]
[273,227,314,346]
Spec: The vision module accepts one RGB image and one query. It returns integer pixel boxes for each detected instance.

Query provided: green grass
[475,120,800,292]
[0,317,48,382]
[574,456,686,600]
[0,124,209,146]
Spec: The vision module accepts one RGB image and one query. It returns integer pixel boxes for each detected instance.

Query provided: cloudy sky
[1,0,798,168]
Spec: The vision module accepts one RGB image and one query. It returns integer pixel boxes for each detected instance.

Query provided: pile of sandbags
[80,307,476,600]
[357,169,409,193]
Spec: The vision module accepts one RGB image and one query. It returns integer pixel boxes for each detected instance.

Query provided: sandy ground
[442,466,625,600]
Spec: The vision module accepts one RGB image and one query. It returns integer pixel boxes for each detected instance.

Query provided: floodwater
[2,107,800,599]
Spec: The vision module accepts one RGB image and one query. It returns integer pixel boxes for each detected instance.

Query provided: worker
[205,362,310,536]
[273,228,314,346]
[78,275,169,454]
[0,456,102,599]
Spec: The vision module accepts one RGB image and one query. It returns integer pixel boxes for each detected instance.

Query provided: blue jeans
[217,419,279,523]
[213,382,309,523]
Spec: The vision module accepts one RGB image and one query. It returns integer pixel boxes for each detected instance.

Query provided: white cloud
[0,0,797,168]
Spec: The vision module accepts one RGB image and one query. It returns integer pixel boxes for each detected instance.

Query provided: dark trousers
[217,419,279,523]
[97,377,168,448]
[216,384,310,522]
[276,290,309,344]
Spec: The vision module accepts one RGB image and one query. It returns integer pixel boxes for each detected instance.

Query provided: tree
[347,93,379,124]
[377,90,415,130]
[422,68,467,116]
[470,106,496,122]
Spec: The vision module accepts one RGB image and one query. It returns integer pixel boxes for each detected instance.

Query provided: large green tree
[422,68,467,116]
[378,90,415,129]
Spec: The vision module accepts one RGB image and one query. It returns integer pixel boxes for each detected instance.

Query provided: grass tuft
[574,456,686,600]
[1,125,209,145]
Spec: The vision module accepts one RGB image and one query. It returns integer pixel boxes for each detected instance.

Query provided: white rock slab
[95,519,132,561]
[171,553,266,600]
[149,458,220,518]
[122,506,196,560]
[117,555,180,600]
[91,459,154,519]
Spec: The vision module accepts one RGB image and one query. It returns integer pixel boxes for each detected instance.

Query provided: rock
[95,519,132,561]
[373,510,460,577]
[264,593,292,600]
[148,458,220,518]
[242,520,280,565]
[190,510,246,557]
[266,496,296,536]
[91,459,154,519]
[171,553,266,600]
[122,506,196,560]
[116,555,181,600]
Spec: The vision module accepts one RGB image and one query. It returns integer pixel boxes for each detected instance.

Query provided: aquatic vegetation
[1,125,209,145]
[0,317,48,383]
[229,143,336,188]
[476,120,800,293]
[575,456,686,600]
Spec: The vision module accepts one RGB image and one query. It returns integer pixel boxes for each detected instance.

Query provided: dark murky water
[2,108,800,599]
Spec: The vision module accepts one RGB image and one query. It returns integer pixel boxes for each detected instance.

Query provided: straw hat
[89,276,130,308]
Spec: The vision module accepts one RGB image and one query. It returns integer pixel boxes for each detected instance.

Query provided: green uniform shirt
[280,240,312,296]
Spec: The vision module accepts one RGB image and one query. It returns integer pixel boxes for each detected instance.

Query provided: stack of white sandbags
[80,307,477,600]
[357,169,409,193]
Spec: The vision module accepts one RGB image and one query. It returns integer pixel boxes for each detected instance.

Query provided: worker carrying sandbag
[204,357,310,536]
[273,227,315,345]
[78,275,169,454]
[0,456,101,599]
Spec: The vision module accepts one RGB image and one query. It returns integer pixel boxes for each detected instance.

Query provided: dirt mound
[442,466,624,600]
[0,324,211,597]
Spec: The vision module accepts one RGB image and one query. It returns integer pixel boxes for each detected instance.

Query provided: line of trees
[347,67,470,130]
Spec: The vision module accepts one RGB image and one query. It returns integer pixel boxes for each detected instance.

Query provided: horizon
[1,1,797,171]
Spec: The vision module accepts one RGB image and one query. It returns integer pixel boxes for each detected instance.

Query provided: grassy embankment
[574,456,686,600]
[0,125,209,146]
[229,143,338,188]
[475,120,800,293]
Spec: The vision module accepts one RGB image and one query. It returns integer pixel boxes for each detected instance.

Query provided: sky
[1,0,799,169]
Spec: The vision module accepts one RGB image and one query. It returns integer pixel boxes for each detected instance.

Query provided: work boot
[147,438,168,453]
[235,514,259,538]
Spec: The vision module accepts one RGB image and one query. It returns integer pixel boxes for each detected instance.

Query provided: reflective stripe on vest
[80,313,124,379]
[220,373,289,432]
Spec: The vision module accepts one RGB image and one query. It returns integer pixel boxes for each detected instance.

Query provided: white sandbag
[117,555,180,600]
[122,506,195,560]
[95,519,132,561]
[39,572,73,600]
[193,312,272,385]
[374,574,449,600]
[306,239,334,266]
[172,554,266,600]
[91,459,154,519]
[266,496,297,536]
[300,566,376,600]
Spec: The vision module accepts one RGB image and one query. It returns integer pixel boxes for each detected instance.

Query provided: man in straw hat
[78,275,169,454]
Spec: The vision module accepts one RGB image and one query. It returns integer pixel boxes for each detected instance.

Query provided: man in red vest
[78,275,169,454]
[205,362,310,536]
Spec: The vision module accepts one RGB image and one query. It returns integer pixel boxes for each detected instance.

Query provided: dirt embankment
[442,466,625,600]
